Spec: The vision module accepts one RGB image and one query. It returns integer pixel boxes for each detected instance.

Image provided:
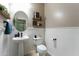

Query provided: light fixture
[54,11,64,19]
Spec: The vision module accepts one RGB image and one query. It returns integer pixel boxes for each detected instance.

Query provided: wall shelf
[33,18,45,28]
[32,12,45,28]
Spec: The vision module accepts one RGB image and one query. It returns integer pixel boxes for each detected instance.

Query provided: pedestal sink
[12,35,29,56]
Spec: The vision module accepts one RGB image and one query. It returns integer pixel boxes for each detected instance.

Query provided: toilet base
[37,51,47,56]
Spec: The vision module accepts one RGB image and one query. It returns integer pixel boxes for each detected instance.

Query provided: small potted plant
[0,4,10,19]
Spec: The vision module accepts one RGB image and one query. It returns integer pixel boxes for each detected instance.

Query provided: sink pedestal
[18,40,24,56]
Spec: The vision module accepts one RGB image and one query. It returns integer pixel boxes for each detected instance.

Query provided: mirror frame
[13,11,28,32]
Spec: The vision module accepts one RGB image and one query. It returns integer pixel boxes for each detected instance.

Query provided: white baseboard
[47,50,54,56]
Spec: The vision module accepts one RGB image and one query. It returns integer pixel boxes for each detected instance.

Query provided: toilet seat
[37,44,47,56]
[37,44,47,52]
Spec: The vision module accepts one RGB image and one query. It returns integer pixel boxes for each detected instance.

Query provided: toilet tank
[33,37,44,45]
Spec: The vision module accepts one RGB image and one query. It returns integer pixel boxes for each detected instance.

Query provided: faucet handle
[21,32,23,37]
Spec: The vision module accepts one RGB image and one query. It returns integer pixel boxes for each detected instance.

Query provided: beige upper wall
[45,3,79,27]
[28,3,44,27]
[32,3,44,19]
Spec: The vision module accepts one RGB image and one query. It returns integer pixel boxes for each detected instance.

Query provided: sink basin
[13,36,29,40]
[12,36,29,43]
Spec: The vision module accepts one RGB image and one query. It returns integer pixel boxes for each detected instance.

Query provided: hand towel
[4,20,12,34]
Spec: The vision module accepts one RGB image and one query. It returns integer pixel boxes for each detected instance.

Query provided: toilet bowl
[37,44,47,56]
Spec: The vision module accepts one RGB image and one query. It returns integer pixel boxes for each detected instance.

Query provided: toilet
[33,36,47,56]
[37,44,47,56]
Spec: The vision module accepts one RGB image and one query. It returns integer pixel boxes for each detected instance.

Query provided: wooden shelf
[33,17,45,28]
[32,12,45,28]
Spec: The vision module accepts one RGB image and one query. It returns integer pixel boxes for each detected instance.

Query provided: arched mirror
[13,11,28,32]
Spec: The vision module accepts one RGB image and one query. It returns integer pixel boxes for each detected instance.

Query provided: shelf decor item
[34,12,40,18]
[33,12,44,28]
[0,4,10,19]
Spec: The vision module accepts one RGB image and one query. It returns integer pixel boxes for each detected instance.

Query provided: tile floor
[24,50,50,56]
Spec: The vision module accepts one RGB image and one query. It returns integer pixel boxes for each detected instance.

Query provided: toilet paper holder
[53,38,57,48]
[53,38,57,41]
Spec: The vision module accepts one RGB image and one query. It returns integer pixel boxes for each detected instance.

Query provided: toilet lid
[37,44,47,51]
